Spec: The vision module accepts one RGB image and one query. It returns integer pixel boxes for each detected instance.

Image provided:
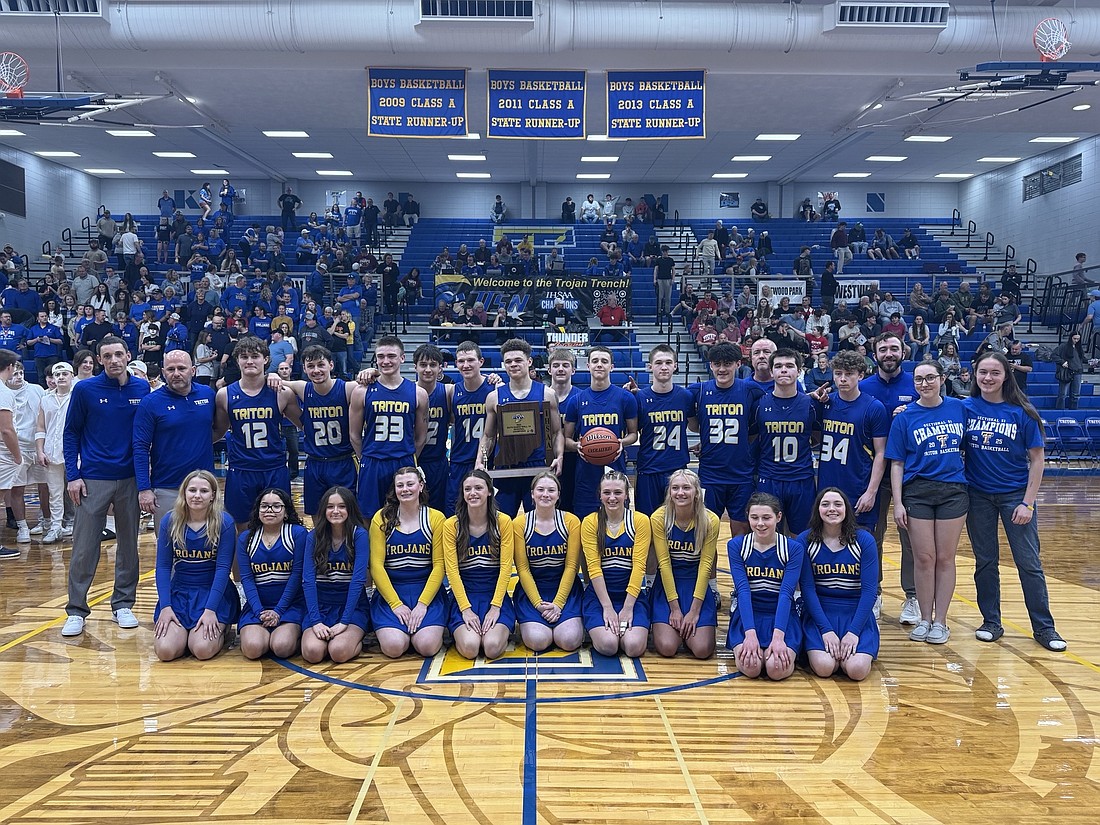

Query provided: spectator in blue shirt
[113,311,139,358]
[2,279,42,316]
[307,263,327,303]
[296,229,316,265]
[164,313,190,354]
[222,275,251,316]
[337,275,361,317]
[248,306,273,341]
[267,328,295,374]
[0,310,28,354]
[157,189,176,218]
[27,310,63,385]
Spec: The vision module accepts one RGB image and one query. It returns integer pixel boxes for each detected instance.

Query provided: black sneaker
[0,545,19,559]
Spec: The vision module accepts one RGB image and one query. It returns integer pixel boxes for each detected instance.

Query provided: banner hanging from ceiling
[605,70,705,139]
[367,67,468,138]
[486,69,586,139]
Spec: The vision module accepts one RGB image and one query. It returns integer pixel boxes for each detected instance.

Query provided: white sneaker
[43,526,61,544]
[61,615,85,636]
[16,526,31,544]
[899,596,921,625]
[112,608,139,629]
[29,520,47,536]
[873,594,882,621]
[61,523,73,539]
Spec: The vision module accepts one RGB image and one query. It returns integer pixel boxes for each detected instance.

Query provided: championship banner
[433,271,631,322]
[606,70,705,140]
[836,279,881,303]
[367,68,467,138]
[757,279,806,304]
[487,70,585,139]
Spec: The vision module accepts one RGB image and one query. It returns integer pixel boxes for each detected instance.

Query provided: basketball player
[563,345,638,519]
[688,342,763,538]
[445,341,493,517]
[350,335,428,522]
[547,348,580,513]
[754,349,819,535]
[411,344,452,515]
[630,344,693,516]
[478,338,562,518]
[859,331,919,625]
[214,336,302,528]
[275,345,359,517]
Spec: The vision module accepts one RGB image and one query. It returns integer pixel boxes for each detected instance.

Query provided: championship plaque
[495,401,543,467]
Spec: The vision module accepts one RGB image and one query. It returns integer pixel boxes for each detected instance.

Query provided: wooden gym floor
[0,476,1098,825]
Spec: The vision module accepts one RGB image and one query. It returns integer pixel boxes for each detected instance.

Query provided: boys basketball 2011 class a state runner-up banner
[487,70,586,139]
[368,68,467,137]
[606,70,705,139]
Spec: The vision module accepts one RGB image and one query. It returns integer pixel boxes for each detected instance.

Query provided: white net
[0,52,29,93]
[1033,17,1071,61]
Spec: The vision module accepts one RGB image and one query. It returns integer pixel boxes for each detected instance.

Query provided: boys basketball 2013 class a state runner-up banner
[367,68,467,137]
[487,70,586,139]
[606,70,705,139]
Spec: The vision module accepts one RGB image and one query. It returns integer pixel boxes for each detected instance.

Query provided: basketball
[578,427,621,465]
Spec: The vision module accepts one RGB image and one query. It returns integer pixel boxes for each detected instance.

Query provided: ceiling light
[577,173,611,180]
[586,134,627,142]
[866,155,907,162]
[185,97,198,104]
[1072,104,1091,112]
[731,155,771,162]
[755,134,800,141]
[35,151,80,157]
[711,173,748,179]
[834,172,871,178]
[1029,136,1077,143]
[977,156,1020,163]
[293,152,334,159]
[905,135,953,142]
[456,172,491,179]
[263,130,310,138]
[316,170,353,176]
[452,132,481,140]
[190,168,228,175]
[106,129,155,137]
[872,103,883,110]
[935,173,973,179]
[153,151,196,158]
[448,154,487,161]
[84,168,125,174]
[0,129,25,136]
[581,156,619,162]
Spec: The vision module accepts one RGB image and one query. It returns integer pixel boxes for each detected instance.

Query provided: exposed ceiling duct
[1,1,1098,57]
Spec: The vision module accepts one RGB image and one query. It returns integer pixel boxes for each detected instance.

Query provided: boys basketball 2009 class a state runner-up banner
[606,70,705,139]
[367,68,468,137]
[487,70,586,139]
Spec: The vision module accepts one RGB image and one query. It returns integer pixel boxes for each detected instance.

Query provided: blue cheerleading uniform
[443,512,516,633]
[368,507,449,632]
[154,511,241,629]
[445,378,491,516]
[796,528,880,658]
[725,533,804,653]
[755,391,820,534]
[301,379,357,516]
[419,383,451,514]
[566,384,638,518]
[237,524,309,628]
[224,382,289,523]
[634,385,693,515]
[581,511,652,631]
[358,378,418,520]
[513,511,584,628]
[689,378,763,522]
[650,507,721,628]
[493,381,551,518]
[815,391,891,529]
[301,526,371,631]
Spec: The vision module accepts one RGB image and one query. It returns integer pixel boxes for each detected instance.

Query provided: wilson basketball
[579,427,621,466]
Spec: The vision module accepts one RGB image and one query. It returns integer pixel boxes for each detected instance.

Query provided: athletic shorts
[702,480,755,523]
[303,455,359,516]
[0,454,21,490]
[903,478,969,520]
[634,471,672,516]
[225,465,290,524]
[357,455,413,523]
[757,476,817,535]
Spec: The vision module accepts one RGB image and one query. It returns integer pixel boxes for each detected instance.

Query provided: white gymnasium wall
[958,136,1099,276]
[100,178,279,217]
[0,149,100,258]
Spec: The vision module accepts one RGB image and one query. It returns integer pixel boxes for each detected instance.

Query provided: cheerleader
[581,470,652,659]
[726,493,803,680]
[301,486,371,664]
[152,470,239,662]
[442,469,515,660]
[797,488,879,681]
[512,471,584,653]
[368,467,448,658]
[236,488,308,660]
[651,469,721,659]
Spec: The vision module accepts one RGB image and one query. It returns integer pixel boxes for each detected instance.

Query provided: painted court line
[347,696,407,823]
[654,695,709,825]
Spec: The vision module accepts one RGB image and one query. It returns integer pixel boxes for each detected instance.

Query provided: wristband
[1021,502,1035,511]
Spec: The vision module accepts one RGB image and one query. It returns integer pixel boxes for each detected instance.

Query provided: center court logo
[417,642,645,684]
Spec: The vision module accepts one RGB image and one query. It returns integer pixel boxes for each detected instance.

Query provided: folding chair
[1084,417,1100,466]
[1042,419,1065,462]
[1056,417,1091,461]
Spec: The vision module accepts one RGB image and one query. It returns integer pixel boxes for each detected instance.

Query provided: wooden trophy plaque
[491,400,551,478]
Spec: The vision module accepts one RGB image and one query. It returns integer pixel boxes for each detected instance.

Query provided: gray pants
[152,486,179,530]
[656,279,673,318]
[66,477,141,618]
[874,473,914,598]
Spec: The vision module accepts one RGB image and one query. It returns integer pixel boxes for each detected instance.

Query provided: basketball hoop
[0,52,28,98]
[1033,18,1071,62]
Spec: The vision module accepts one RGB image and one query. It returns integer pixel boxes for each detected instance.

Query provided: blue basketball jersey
[816,391,890,503]
[756,392,818,482]
[565,384,638,474]
[227,382,286,471]
[690,379,763,486]
[420,383,450,464]
[495,381,547,467]
[451,378,492,465]
[636,385,693,475]
[361,378,418,461]
[381,507,437,586]
[302,379,352,459]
